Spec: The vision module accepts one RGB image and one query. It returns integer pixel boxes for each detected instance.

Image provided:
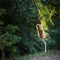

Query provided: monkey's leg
[43,40,47,53]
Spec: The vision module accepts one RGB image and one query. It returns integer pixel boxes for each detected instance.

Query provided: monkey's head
[36,24,42,30]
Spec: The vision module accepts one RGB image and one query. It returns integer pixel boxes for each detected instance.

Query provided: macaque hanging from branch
[36,23,47,53]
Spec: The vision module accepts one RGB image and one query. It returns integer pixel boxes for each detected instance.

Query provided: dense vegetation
[0,0,60,60]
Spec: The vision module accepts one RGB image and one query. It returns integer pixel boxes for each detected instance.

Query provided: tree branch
[0,32,8,38]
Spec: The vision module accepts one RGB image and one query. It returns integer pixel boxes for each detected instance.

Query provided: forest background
[0,0,60,60]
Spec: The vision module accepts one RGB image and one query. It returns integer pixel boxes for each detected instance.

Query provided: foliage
[0,25,21,59]
[33,0,55,30]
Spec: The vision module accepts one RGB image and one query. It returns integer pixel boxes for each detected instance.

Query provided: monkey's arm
[36,25,38,31]
[36,24,39,34]
[36,24,41,38]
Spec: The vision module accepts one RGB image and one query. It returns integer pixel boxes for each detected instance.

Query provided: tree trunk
[42,40,47,53]
[2,41,5,60]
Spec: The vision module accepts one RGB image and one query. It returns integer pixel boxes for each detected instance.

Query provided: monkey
[36,24,47,53]
[36,24,44,39]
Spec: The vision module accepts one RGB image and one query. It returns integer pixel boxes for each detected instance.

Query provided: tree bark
[42,40,47,53]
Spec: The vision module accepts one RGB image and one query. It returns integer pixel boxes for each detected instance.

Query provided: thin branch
[0,32,8,39]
